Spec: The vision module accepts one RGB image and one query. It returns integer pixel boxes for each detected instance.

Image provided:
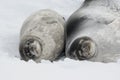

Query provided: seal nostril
[27,42,30,45]
[82,43,90,52]
[24,47,29,53]
[28,53,33,57]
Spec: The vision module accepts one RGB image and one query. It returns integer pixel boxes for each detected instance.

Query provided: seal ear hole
[70,36,96,60]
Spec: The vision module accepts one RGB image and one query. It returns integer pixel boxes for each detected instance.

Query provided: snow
[0,0,120,80]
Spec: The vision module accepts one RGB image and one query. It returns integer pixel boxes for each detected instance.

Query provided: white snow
[0,0,120,80]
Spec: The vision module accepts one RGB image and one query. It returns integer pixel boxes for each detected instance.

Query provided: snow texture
[0,0,120,80]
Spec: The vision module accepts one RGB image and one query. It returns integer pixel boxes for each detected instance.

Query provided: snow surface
[0,0,120,80]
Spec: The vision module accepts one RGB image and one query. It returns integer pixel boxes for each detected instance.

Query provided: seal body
[19,9,65,62]
[66,0,120,62]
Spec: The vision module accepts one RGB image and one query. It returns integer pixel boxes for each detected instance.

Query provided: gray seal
[66,0,120,63]
[19,9,65,62]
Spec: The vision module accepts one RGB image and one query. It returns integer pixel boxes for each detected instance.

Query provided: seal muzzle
[19,37,42,61]
[70,36,96,60]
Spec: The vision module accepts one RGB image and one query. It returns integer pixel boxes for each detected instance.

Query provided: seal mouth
[70,36,96,60]
[19,37,42,61]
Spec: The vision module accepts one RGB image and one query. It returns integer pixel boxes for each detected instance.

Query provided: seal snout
[20,38,42,61]
[71,37,96,60]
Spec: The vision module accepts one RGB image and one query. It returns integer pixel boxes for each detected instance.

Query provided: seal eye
[71,37,96,60]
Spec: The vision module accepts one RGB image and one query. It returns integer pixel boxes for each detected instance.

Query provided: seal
[66,0,120,62]
[19,9,65,62]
